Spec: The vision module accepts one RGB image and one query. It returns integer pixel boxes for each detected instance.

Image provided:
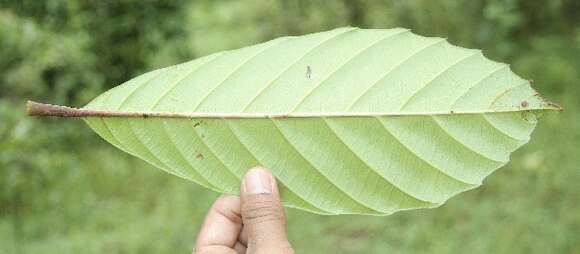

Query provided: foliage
[1,0,578,253]
[79,27,557,215]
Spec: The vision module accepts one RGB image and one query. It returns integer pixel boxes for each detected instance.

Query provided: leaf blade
[77,27,559,215]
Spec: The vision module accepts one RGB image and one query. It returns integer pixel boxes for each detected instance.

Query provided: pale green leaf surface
[82,27,558,215]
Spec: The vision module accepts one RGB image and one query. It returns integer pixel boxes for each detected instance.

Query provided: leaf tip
[531,90,563,112]
[545,102,564,112]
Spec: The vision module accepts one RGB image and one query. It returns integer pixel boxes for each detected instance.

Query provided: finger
[234,241,247,253]
[195,195,243,252]
[238,227,248,246]
[240,167,293,253]
[194,246,237,254]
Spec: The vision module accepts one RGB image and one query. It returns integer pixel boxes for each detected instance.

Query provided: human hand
[194,167,294,254]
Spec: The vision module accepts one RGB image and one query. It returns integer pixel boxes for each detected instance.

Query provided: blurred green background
[1,1,578,253]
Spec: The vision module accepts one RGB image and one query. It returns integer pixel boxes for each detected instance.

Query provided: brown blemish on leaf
[520,111,529,122]
[520,110,540,123]
[196,153,204,160]
[193,121,201,127]
[521,101,529,108]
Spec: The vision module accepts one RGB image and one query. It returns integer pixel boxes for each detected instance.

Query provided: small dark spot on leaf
[200,134,206,138]
[521,101,529,108]
[450,110,455,114]
[306,65,312,79]
[529,79,534,84]
[520,110,538,123]
[193,121,201,127]
[142,114,148,119]
[196,153,204,160]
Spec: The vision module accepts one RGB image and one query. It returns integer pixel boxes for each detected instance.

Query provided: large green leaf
[42,27,561,215]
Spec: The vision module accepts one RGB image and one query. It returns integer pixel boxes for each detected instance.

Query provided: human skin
[194,167,294,254]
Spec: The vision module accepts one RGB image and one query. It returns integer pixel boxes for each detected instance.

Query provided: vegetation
[1,1,578,253]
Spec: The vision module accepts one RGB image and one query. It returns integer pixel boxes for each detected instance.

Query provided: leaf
[29,27,560,215]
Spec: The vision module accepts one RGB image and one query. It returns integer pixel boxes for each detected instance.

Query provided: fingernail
[244,167,272,194]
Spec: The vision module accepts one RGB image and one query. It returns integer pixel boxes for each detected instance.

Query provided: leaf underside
[82,27,558,215]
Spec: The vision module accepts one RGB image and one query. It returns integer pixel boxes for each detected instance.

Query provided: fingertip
[242,166,278,195]
[244,166,273,180]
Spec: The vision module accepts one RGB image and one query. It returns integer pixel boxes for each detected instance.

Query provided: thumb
[240,167,293,254]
